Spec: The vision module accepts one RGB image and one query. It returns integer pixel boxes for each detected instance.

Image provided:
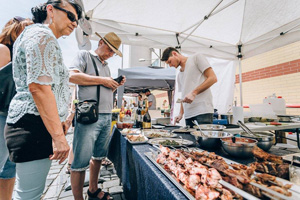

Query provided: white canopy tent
[78,0,300,107]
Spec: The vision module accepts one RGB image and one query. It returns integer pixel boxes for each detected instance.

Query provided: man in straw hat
[69,32,125,200]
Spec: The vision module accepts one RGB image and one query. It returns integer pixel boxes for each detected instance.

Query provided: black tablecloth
[107,127,300,200]
[108,127,187,200]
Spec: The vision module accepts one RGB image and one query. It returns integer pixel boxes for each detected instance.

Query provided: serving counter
[107,126,300,200]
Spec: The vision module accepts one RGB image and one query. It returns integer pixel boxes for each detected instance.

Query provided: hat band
[104,37,118,51]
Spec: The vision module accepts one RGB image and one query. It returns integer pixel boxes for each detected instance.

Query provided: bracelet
[71,110,76,114]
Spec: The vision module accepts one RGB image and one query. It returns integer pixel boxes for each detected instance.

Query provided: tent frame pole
[237,44,243,107]
[238,58,243,106]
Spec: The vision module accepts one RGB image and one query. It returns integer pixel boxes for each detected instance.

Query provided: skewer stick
[250,182,294,200]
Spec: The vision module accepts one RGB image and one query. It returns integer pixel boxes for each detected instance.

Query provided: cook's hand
[183,92,196,104]
[50,135,70,164]
[174,114,183,125]
[102,77,119,90]
[119,76,126,86]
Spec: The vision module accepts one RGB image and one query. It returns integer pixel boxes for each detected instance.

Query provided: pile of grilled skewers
[156,146,293,200]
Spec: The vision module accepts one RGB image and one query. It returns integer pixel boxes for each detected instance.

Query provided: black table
[107,127,300,200]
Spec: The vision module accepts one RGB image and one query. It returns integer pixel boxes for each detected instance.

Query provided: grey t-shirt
[147,94,156,110]
[69,50,113,113]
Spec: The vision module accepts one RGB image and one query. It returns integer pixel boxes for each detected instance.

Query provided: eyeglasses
[53,5,78,25]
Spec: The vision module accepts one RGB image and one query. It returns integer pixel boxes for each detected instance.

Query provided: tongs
[237,120,260,137]
[193,120,206,137]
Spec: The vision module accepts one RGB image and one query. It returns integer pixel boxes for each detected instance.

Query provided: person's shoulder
[193,52,206,59]
[24,24,56,43]
[0,44,10,53]
[0,44,11,67]
[76,50,91,60]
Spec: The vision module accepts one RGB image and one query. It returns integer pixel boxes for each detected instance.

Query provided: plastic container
[263,95,286,115]
[286,133,298,147]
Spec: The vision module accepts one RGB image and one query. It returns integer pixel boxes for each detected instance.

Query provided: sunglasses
[53,5,78,25]
[13,16,26,23]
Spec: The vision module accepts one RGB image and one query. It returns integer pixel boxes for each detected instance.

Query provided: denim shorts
[0,114,16,179]
[71,113,112,171]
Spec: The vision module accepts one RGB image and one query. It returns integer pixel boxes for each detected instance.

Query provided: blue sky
[0,0,123,78]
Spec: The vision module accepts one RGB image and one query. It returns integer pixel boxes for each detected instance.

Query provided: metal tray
[144,132,178,139]
[183,148,300,200]
[172,128,197,133]
[121,128,141,135]
[144,152,195,200]
[145,151,258,200]
[148,137,193,147]
[193,124,226,131]
[126,135,149,144]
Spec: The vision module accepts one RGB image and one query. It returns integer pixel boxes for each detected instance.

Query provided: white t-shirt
[177,53,214,119]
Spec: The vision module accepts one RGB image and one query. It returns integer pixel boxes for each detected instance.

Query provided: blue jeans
[0,114,16,179]
[185,113,213,127]
[71,113,112,171]
[14,158,51,200]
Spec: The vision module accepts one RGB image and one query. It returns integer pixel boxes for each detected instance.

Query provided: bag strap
[89,53,100,105]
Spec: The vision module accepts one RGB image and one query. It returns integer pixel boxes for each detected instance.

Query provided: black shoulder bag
[76,55,100,124]
[0,62,16,114]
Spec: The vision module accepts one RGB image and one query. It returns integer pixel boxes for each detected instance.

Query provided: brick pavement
[15,132,126,200]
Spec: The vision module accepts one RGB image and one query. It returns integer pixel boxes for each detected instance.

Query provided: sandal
[87,188,112,200]
[102,158,112,166]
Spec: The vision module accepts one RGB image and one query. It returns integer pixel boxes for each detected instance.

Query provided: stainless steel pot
[221,137,258,158]
[191,131,232,149]
[193,124,226,131]
[240,132,274,151]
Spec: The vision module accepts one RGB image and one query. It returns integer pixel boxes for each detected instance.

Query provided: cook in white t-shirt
[161,47,217,127]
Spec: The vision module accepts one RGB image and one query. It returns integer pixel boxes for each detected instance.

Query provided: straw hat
[95,32,123,57]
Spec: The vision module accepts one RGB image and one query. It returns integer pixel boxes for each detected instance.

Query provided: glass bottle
[289,155,300,184]
[135,101,143,128]
[143,100,151,129]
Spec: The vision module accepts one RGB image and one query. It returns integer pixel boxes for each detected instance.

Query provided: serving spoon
[193,120,206,137]
[237,120,260,137]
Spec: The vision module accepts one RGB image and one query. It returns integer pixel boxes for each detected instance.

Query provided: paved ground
[33,133,125,200]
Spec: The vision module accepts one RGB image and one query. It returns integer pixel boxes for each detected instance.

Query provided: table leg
[296,128,300,149]
[274,130,278,145]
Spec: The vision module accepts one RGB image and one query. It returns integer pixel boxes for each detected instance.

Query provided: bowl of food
[240,132,274,151]
[193,124,226,131]
[122,121,134,128]
[191,131,233,149]
[221,137,257,158]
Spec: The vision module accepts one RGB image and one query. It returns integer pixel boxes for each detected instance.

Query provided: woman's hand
[50,135,70,164]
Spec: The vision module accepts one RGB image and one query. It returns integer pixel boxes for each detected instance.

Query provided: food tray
[144,132,177,139]
[146,147,300,200]
[184,148,300,199]
[172,128,197,133]
[145,151,258,200]
[148,137,193,147]
[121,128,141,135]
[126,135,148,144]
[144,152,195,200]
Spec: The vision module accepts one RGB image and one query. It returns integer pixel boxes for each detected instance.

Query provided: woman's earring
[49,17,53,25]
